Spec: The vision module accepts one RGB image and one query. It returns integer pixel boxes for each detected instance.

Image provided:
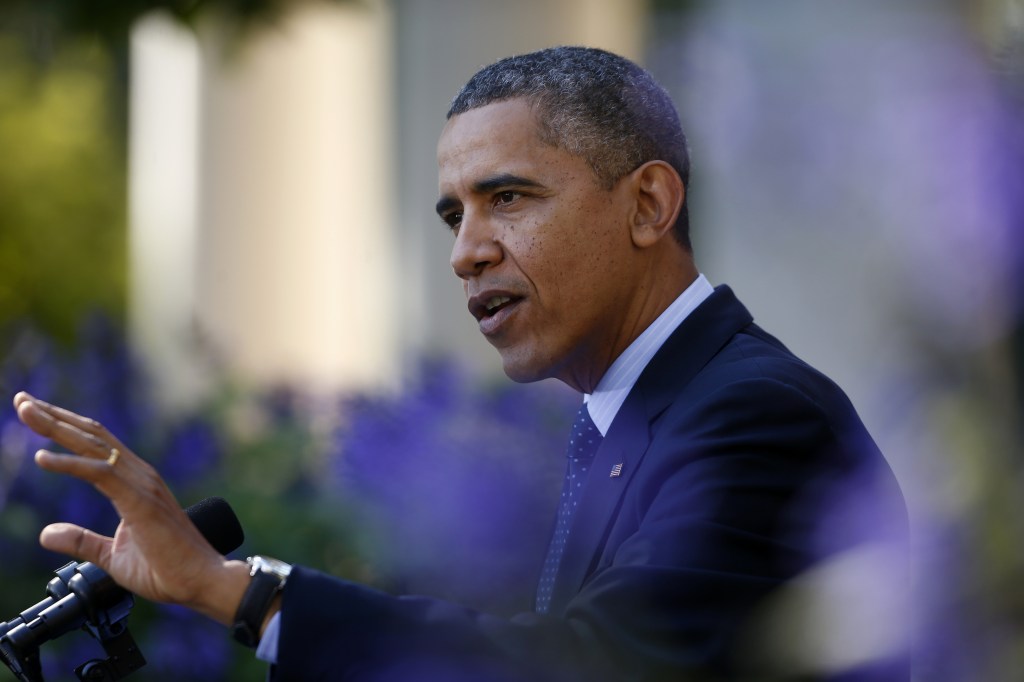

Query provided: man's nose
[450,212,503,280]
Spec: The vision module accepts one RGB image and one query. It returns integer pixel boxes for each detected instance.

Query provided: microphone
[0,497,245,682]
[175,496,246,555]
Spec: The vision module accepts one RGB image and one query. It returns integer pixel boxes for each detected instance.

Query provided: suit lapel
[548,286,754,612]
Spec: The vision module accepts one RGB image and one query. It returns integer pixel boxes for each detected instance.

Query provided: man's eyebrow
[435,195,459,218]
[472,173,544,194]
[435,174,545,218]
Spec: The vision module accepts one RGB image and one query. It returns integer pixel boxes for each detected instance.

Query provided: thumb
[40,523,112,566]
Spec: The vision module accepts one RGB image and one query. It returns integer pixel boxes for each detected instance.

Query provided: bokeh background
[0,0,1022,679]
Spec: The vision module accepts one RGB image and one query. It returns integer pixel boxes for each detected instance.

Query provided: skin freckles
[436,98,697,392]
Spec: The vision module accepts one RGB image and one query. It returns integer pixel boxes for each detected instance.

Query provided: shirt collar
[584,274,714,435]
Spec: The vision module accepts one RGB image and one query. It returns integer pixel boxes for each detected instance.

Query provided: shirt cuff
[254,611,281,664]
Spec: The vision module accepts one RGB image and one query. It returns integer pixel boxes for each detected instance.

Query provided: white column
[128,13,204,408]
[129,1,399,403]
[194,0,398,395]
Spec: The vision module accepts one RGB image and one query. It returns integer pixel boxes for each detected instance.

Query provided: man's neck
[584,273,714,435]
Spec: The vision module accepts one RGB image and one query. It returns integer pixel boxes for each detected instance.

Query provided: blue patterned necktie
[535,403,603,614]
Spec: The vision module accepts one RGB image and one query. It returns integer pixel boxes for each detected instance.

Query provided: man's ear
[627,160,685,249]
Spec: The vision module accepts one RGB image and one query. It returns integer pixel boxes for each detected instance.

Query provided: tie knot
[566,404,602,461]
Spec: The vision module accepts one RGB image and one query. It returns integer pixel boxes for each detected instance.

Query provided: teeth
[485,296,511,312]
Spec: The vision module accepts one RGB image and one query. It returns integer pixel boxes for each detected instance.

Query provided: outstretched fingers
[11,392,243,614]
[34,448,124,488]
[34,446,182,540]
[16,393,156,500]
[16,394,186,557]
[14,392,129,461]
[39,523,113,567]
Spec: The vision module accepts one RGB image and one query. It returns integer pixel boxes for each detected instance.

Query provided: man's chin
[497,350,549,385]
[500,364,547,385]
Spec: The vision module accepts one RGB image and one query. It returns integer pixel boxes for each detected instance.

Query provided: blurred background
[0,0,1021,679]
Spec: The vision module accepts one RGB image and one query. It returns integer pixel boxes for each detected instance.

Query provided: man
[13,46,908,680]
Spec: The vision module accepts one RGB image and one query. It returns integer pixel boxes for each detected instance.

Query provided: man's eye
[496,191,519,204]
[443,212,463,230]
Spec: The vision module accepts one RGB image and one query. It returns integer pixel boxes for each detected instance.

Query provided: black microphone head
[184,497,244,555]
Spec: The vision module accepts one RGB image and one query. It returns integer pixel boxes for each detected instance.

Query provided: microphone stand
[0,561,146,682]
[0,496,242,681]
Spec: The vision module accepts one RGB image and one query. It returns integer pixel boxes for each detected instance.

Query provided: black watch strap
[232,569,284,648]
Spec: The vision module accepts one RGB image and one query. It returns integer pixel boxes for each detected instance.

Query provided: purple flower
[333,358,577,612]
[158,418,222,488]
[140,604,232,680]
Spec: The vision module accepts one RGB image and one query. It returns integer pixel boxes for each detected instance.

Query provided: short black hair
[448,46,691,250]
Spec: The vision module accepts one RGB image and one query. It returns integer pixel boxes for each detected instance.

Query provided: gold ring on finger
[107,448,120,466]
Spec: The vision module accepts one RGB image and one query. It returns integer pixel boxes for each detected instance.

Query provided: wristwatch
[232,555,292,648]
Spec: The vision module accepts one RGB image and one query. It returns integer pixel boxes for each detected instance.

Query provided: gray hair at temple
[447,46,692,251]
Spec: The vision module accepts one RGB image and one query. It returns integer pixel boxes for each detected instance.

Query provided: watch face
[250,555,293,579]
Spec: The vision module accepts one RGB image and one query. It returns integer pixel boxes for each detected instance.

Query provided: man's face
[436,98,641,391]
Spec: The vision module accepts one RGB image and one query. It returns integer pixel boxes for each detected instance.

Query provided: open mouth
[469,293,523,324]
[483,295,516,318]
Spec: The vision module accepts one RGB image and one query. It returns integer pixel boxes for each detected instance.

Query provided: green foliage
[0,36,126,345]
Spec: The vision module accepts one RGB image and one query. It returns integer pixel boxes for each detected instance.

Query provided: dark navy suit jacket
[270,286,908,681]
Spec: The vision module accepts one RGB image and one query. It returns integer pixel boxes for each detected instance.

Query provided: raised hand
[12,392,251,626]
